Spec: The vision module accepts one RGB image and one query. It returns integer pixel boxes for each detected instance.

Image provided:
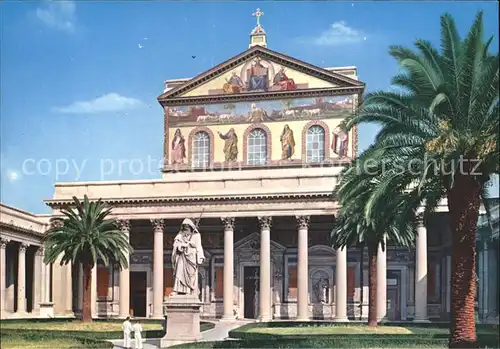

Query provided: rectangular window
[97,267,109,298]
[347,266,356,300]
[164,268,173,297]
[215,267,224,298]
[288,266,297,298]
[428,262,436,299]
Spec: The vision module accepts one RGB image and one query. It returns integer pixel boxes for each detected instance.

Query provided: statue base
[160,294,202,348]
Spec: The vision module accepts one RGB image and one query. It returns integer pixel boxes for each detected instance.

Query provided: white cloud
[36,0,76,33]
[308,21,365,46]
[53,93,144,114]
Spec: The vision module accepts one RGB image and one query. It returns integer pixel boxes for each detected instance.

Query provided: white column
[39,250,46,306]
[65,263,72,314]
[33,247,43,313]
[376,238,387,321]
[335,246,349,321]
[44,263,51,303]
[118,219,131,318]
[151,219,164,319]
[17,243,28,313]
[221,217,235,321]
[258,216,272,322]
[414,215,429,321]
[296,216,310,321]
[91,265,97,317]
[6,249,15,312]
[0,238,8,315]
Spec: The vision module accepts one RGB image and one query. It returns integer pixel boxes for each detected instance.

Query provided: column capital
[49,218,64,229]
[257,216,272,230]
[0,238,10,248]
[296,215,310,230]
[416,213,425,228]
[221,217,235,231]
[35,247,45,256]
[150,219,165,232]
[116,219,131,232]
[19,242,29,252]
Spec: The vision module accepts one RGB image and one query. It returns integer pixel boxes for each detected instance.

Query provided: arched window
[192,131,210,168]
[306,125,325,163]
[247,128,267,165]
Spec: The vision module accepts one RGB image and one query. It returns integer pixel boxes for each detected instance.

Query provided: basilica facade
[0,11,498,324]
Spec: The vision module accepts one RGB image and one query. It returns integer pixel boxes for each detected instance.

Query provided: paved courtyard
[110,321,245,349]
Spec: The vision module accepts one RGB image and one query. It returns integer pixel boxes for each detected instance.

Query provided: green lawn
[0,337,109,349]
[245,325,447,335]
[0,319,216,349]
[0,319,162,332]
[171,323,499,349]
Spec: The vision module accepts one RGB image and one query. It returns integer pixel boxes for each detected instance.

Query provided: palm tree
[332,158,417,326]
[43,195,132,322]
[342,12,498,347]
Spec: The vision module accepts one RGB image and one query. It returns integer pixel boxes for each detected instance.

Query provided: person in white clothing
[122,316,132,349]
[132,320,143,349]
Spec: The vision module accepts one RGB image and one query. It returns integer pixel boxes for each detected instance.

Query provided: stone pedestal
[161,295,201,348]
[39,302,54,317]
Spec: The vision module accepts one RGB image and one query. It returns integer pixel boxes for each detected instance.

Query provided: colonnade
[0,238,51,317]
[94,214,429,321]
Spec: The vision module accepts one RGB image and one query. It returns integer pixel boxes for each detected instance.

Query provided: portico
[42,167,442,321]
[0,203,53,319]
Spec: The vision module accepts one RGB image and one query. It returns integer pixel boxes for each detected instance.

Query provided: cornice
[160,86,364,107]
[0,222,45,238]
[45,192,334,209]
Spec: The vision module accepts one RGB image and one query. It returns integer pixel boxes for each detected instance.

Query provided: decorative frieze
[257,216,272,230]
[295,215,310,230]
[221,217,236,231]
[150,219,165,232]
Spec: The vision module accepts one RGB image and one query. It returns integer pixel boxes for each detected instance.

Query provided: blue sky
[1,1,499,213]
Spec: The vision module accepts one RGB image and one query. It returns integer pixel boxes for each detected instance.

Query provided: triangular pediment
[234,232,286,252]
[158,46,364,101]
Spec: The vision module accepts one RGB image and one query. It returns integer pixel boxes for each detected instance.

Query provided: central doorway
[243,266,260,319]
[386,270,401,320]
[130,271,147,317]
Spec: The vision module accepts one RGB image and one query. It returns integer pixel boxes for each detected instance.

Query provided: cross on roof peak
[252,8,264,27]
